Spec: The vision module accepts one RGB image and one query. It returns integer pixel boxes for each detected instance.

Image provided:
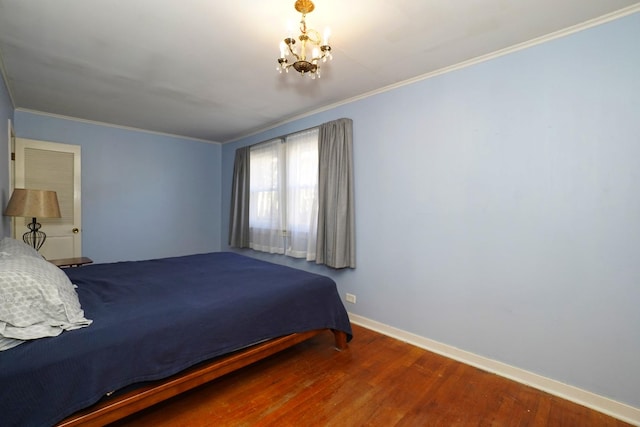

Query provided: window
[229,118,355,269]
[249,128,319,259]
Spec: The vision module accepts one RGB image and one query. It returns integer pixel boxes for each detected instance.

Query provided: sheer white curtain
[249,139,285,253]
[248,130,319,259]
[286,128,319,260]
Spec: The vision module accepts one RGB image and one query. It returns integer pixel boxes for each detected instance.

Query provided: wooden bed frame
[57,329,348,426]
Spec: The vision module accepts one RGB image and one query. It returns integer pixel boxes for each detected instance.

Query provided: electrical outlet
[345,293,356,304]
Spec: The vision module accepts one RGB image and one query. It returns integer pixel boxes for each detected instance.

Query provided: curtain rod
[248,118,350,149]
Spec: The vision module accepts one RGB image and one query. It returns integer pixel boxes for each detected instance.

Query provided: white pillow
[0,237,42,259]
[0,255,92,349]
[0,335,23,351]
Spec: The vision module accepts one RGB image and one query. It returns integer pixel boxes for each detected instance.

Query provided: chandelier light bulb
[287,20,295,39]
[323,27,331,45]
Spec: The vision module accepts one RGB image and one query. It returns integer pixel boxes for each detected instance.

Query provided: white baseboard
[349,313,640,426]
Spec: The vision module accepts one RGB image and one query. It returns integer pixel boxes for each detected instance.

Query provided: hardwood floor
[110,325,631,427]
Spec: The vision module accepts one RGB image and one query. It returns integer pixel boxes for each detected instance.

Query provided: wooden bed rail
[57,329,347,427]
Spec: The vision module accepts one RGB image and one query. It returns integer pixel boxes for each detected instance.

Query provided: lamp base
[22,217,47,251]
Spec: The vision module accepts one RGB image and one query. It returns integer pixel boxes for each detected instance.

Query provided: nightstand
[49,257,94,268]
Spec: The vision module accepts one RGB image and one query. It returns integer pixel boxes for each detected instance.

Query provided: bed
[0,246,352,427]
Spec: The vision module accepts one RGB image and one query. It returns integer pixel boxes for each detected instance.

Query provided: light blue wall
[13,112,222,263]
[222,13,640,408]
[0,71,14,236]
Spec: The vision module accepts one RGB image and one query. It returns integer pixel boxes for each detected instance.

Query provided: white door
[14,138,82,259]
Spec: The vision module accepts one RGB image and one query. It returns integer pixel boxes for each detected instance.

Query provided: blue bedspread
[0,252,352,426]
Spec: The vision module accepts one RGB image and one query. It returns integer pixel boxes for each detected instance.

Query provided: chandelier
[277,0,332,79]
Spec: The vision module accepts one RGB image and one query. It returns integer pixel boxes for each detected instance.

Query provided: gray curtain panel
[228,146,250,248]
[316,118,356,269]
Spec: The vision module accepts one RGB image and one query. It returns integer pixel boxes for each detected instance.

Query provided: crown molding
[0,49,16,109]
[13,108,221,145]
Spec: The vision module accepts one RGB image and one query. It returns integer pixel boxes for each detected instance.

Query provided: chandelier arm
[285,39,301,61]
[305,28,323,45]
[284,37,302,61]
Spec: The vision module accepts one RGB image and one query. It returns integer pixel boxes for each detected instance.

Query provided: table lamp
[4,188,62,251]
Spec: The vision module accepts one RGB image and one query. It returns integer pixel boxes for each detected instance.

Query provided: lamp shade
[4,189,62,218]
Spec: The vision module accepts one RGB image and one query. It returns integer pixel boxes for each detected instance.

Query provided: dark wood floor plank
[110,325,633,427]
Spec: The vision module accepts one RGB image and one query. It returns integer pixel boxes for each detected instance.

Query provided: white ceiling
[0,0,639,143]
